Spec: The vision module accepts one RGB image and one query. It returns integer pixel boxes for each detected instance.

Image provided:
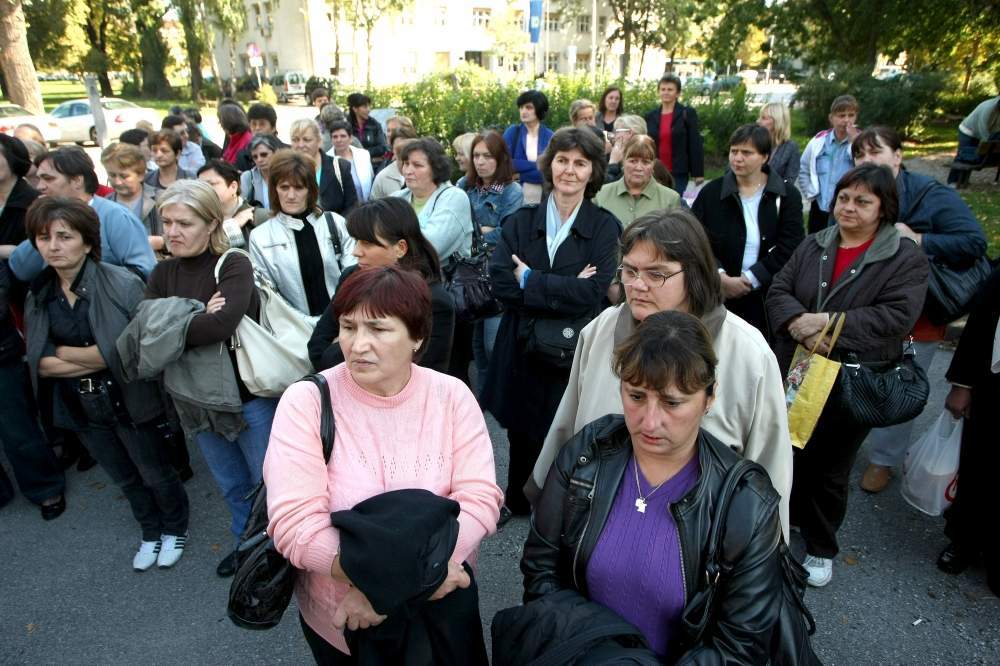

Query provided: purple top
[585,452,701,658]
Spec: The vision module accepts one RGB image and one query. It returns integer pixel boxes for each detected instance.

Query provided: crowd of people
[0,81,997,664]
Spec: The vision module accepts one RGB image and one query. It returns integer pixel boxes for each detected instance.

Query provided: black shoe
[937,543,973,575]
[77,452,97,472]
[497,506,514,529]
[216,550,238,578]
[40,495,66,521]
[57,446,79,471]
[177,465,194,483]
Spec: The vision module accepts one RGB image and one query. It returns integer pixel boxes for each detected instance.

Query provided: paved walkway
[2,347,999,664]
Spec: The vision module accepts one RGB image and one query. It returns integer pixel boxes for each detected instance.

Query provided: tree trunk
[365,24,373,89]
[621,0,631,77]
[0,0,45,114]
[178,2,204,100]
[136,6,171,98]
[962,37,979,94]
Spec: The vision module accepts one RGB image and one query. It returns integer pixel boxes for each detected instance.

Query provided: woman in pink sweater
[264,265,503,661]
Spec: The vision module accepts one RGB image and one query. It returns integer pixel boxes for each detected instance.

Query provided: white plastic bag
[901,411,962,516]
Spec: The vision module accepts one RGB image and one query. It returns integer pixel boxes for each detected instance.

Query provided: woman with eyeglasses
[530,209,793,538]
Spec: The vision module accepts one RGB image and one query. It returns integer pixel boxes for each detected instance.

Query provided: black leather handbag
[926,255,992,325]
[678,460,821,666]
[523,312,592,370]
[227,373,335,630]
[444,221,503,323]
[838,340,930,428]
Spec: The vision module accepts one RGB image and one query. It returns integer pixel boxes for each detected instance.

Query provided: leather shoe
[77,452,98,472]
[937,543,973,575]
[860,464,892,493]
[40,495,66,521]
[216,550,238,578]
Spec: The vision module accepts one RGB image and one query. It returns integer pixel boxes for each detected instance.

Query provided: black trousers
[807,200,830,234]
[300,614,355,665]
[0,362,64,505]
[74,382,189,541]
[790,380,871,558]
[505,429,542,515]
[944,388,1000,590]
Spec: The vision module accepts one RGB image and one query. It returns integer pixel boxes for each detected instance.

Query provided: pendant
[635,497,647,513]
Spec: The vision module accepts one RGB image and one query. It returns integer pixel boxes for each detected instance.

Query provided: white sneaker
[803,555,833,587]
[133,540,162,571]
[157,533,188,569]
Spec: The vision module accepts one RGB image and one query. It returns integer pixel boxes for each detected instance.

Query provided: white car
[50,98,160,145]
[0,103,62,145]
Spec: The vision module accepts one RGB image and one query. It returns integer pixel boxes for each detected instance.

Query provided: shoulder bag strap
[304,373,336,463]
[323,212,345,271]
[214,247,253,286]
[702,459,757,584]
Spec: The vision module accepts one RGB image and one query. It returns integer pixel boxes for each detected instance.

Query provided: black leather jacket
[522,414,782,664]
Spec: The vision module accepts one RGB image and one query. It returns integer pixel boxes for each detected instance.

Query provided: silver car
[0,103,62,145]
[50,98,160,145]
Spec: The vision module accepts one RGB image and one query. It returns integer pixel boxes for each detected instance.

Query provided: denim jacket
[457,177,525,246]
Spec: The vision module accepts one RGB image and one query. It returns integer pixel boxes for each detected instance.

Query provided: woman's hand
[788,312,830,342]
[206,291,226,314]
[512,254,530,284]
[229,208,256,229]
[720,273,751,299]
[332,586,387,632]
[801,331,831,355]
[945,385,972,419]
[428,560,471,601]
[577,263,597,279]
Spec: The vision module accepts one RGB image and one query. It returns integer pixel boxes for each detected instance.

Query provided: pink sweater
[263,364,503,653]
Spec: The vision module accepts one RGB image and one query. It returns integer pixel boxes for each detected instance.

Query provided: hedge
[311,64,753,163]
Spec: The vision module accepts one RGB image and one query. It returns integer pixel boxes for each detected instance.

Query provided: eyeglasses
[619,264,684,289]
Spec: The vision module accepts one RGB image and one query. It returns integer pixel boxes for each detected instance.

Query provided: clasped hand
[511,255,596,283]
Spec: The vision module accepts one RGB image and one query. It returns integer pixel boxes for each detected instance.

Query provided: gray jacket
[117,297,246,441]
[25,258,164,427]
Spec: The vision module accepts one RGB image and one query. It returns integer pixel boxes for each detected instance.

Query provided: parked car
[0,103,62,145]
[49,98,160,145]
[269,71,308,103]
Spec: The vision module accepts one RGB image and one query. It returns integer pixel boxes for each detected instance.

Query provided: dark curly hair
[397,138,453,186]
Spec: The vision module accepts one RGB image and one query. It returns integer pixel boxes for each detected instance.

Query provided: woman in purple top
[519,310,783,662]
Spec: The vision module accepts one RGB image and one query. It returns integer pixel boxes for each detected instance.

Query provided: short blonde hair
[157,180,229,255]
[613,114,648,135]
[135,119,156,134]
[452,132,476,161]
[758,102,791,145]
[289,118,321,142]
[569,99,597,124]
[101,143,146,176]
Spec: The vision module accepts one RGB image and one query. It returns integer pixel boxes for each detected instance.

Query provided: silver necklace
[634,458,669,514]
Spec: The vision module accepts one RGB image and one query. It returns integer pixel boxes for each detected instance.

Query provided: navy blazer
[644,102,705,178]
[319,153,358,215]
[490,197,621,319]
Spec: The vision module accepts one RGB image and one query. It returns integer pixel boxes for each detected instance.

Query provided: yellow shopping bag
[785,313,846,449]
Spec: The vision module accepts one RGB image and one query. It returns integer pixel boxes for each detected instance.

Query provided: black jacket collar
[718,165,786,200]
[530,195,601,240]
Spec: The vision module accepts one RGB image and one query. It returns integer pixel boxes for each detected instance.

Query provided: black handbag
[523,312,592,370]
[227,373,335,630]
[678,460,821,666]
[925,255,992,325]
[838,339,930,428]
[444,217,503,323]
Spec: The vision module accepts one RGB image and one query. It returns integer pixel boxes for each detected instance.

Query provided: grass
[37,80,210,116]
[959,188,1000,257]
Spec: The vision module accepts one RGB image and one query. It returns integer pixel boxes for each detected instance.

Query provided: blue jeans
[672,173,689,196]
[948,131,980,186]
[472,315,501,398]
[195,397,277,541]
[0,362,64,506]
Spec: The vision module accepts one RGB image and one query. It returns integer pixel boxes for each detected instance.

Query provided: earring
[412,346,419,353]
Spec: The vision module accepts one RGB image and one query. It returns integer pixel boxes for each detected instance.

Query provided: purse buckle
[78,378,94,393]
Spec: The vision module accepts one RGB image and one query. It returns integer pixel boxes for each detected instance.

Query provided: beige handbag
[214,249,314,398]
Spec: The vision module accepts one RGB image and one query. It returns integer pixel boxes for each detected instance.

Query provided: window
[400,11,414,26]
[263,1,272,13]
[576,15,591,33]
[465,50,484,67]
[270,53,279,70]
[435,52,450,70]
[544,12,560,32]
[252,3,260,16]
[546,51,559,72]
[472,7,491,28]
[599,16,609,34]
[576,53,591,72]
[435,5,447,27]
[512,10,527,31]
